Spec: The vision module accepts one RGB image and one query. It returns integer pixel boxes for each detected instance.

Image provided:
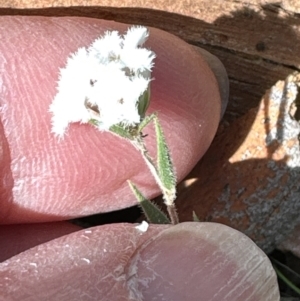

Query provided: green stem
[167,204,179,225]
[273,265,300,295]
[131,136,179,224]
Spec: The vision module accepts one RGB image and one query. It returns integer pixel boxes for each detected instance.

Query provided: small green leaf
[154,117,176,204]
[138,113,156,133]
[192,211,201,222]
[89,119,100,126]
[128,181,170,224]
[109,124,134,140]
[138,86,151,118]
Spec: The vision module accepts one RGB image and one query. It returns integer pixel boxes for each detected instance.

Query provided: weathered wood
[177,73,300,252]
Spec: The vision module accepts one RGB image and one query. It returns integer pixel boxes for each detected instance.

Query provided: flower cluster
[50,26,155,137]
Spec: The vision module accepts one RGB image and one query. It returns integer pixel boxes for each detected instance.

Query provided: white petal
[50,47,92,136]
[123,26,149,49]
[120,47,155,74]
[127,76,151,99]
[88,30,122,64]
[89,67,143,129]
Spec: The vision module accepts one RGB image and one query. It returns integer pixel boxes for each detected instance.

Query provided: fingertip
[126,222,279,301]
[0,223,167,300]
[0,222,81,262]
[1,17,225,222]
[197,48,229,118]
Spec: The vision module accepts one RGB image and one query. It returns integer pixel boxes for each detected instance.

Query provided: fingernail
[197,48,229,119]
[126,222,279,301]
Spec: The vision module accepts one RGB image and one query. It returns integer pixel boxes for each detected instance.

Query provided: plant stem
[131,135,179,224]
[273,265,300,295]
[167,203,179,225]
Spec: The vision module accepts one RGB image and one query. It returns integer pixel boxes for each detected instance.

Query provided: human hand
[0,16,279,300]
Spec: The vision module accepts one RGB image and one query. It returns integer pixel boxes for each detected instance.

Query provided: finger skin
[197,47,229,118]
[0,223,167,301]
[0,222,81,262]
[0,16,221,224]
[127,222,279,301]
[0,222,279,300]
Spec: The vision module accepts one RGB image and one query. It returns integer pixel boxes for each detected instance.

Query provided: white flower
[50,47,93,137]
[50,26,155,137]
[88,30,122,64]
[123,26,149,49]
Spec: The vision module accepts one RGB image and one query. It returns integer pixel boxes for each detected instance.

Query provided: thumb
[0,16,223,224]
[0,222,279,300]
